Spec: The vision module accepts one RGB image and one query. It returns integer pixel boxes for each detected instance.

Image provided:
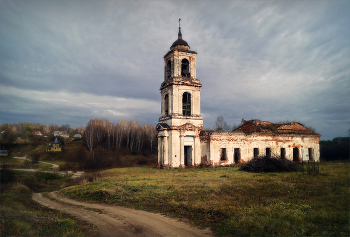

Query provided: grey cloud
[0,0,349,140]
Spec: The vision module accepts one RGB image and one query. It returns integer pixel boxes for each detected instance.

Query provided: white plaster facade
[157,27,203,168]
[200,131,320,167]
[157,28,320,168]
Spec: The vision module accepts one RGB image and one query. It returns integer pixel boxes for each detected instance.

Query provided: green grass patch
[0,183,99,236]
[6,170,67,193]
[60,163,350,236]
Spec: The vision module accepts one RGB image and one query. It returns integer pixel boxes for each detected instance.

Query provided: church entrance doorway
[184,146,192,166]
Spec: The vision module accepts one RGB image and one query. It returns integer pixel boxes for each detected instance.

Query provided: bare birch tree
[114,122,124,151]
[144,123,157,152]
[126,120,138,152]
[214,116,231,131]
[136,125,144,151]
[84,125,94,151]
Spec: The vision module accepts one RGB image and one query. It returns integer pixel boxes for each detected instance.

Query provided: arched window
[164,94,169,116]
[182,92,191,116]
[181,59,190,78]
[166,60,171,79]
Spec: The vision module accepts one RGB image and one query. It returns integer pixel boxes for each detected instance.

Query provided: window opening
[308,148,314,161]
[293,147,299,161]
[254,148,259,158]
[182,92,191,116]
[281,148,286,159]
[221,148,227,161]
[266,148,271,158]
[181,59,190,78]
[234,148,241,164]
[164,94,169,116]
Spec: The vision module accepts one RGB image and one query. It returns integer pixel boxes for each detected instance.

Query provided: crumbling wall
[199,131,320,167]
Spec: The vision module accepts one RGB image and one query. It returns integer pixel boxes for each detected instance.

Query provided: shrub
[35,171,61,181]
[63,171,102,188]
[137,158,148,166]
[240,155,301,172]
[0,166,15,185]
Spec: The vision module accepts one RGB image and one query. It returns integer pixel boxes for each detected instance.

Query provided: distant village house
[54,131,69,138]
[73,134,82,140]
[33,131,42,136]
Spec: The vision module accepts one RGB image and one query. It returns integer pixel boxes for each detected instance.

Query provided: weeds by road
[61,163,350,236]
[0,183,99,236]
[0,168,101,236]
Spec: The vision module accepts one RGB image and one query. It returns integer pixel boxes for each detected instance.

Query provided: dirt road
[32,192,213,237]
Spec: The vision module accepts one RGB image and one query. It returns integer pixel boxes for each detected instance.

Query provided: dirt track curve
[32,192,213,237]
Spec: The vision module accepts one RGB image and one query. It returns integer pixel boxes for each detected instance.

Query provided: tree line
[0,122,82,136]
[84,118,157,154]
[0,120,157,152]
[320,137,349,161]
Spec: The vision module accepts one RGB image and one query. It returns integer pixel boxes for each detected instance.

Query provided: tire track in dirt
[32,192,213,237]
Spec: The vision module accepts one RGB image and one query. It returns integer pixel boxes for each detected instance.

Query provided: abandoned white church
[157,24,320,168]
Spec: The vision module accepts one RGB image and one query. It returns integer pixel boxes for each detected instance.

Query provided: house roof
[232,119,320,135]
[53,137,59,144]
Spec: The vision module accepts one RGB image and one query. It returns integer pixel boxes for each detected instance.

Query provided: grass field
[0,173,99,236]
[0,156,62,171]
[60,163,350,236]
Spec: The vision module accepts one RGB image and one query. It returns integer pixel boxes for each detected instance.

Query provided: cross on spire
[178,18,182,39]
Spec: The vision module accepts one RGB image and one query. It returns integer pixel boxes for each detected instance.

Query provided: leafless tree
[136,125,144,151]
[144,123,157,152]
[214,115,231,131]
[126,120,138,152]
[49,124,59,133]
[84,125,94,151]
[107,124,112,148]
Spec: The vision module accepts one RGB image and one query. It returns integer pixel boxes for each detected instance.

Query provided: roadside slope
[32,192,213,237]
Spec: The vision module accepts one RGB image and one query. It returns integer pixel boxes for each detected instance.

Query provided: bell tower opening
[164,94,169,116]
[182,92,191,116]
[166,60,171,79]
[181,58,190,78]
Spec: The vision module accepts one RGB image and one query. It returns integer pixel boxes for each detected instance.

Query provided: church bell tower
[157,20,203,168]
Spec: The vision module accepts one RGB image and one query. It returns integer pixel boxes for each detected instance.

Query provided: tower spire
[178,18,182,39]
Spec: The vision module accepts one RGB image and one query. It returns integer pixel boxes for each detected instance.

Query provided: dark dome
[171,38,189,48]
[170,27,190,49]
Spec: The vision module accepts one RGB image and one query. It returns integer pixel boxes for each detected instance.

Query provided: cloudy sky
[0,0,349,140]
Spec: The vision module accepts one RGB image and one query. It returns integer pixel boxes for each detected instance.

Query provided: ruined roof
[232,119,320,135]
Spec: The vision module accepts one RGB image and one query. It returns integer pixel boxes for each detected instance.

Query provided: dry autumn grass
[0,177,99,236]
[60,162,350,236]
